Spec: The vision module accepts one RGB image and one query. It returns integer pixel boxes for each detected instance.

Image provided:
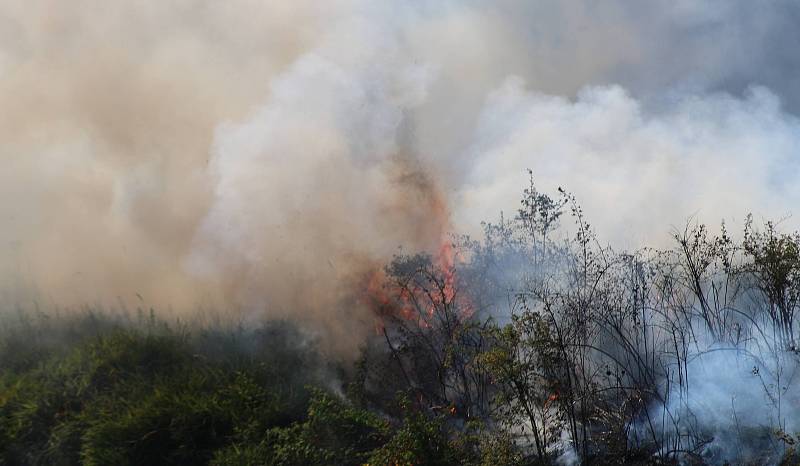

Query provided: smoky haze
[3,0,800,353]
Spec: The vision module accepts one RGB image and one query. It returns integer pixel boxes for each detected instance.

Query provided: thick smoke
[459,82,800,247]
[0,0,327,309]
[3,0,800,357]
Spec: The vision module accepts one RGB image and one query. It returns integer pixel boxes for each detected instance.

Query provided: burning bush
[3,178,800,465]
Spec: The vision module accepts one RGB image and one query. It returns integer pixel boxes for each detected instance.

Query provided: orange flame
[361,237,474,334]
[358,166,474,331]
[544,391,559,408]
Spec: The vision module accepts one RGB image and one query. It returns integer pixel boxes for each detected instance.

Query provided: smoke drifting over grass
[3,0,800,353]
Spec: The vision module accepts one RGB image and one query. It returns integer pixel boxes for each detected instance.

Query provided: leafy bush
[0,316,323,465]
[0,313,484,466]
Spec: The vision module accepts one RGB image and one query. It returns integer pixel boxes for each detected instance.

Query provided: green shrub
[0,315,326,465]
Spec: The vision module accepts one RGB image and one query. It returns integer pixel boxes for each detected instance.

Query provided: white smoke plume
[459,81,800,247]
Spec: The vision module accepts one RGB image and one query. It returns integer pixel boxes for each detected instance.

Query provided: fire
[358,165,474,331]
[544,391,559,408]
[361,237,474,334]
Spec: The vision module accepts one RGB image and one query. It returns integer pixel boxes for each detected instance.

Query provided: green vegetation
[0,312,483,465]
